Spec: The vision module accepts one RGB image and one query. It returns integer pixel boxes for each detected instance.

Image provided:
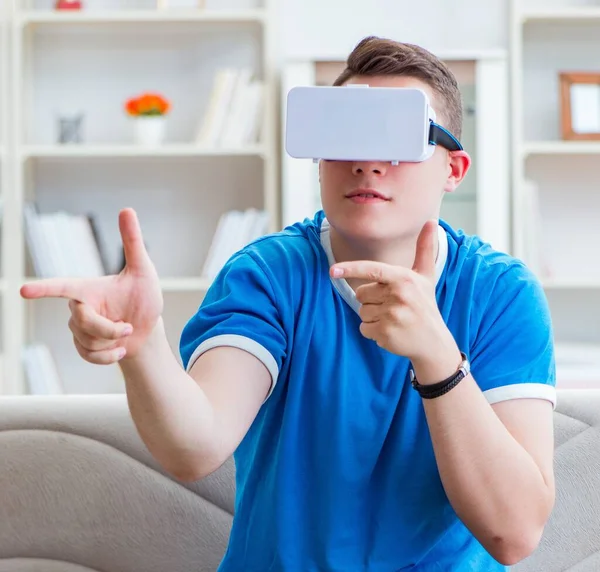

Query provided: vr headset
[285,85,463,165]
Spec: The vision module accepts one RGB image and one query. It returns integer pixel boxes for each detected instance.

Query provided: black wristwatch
[410,352,470,399]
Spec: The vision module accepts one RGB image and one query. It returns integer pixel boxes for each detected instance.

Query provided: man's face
[318,75,470,245]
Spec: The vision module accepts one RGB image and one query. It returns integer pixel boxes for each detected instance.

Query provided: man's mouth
[346,188,390,201]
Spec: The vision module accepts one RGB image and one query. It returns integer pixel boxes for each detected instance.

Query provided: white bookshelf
[1,0,280,395]
[17,9,267,26]
[21,144,267,159]
[510,0,600,388]
[0,0,9,394]
[519,6,600,22]
[281,51,510,253]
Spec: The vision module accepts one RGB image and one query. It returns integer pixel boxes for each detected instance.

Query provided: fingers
[412,219,438,278]
[73,336,127,365]
[355,282,387,305]
[69,299,132,338]
[330,260,401,283]
[68,300,132,354]
[358,303,381,324]
[119,208,151,273]
[20,277,90,302]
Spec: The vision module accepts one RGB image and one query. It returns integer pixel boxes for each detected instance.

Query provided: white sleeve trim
[185,334,279,400]
[483,383,557,410]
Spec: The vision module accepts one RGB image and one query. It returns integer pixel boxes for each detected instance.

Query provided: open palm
[20,208,164,363]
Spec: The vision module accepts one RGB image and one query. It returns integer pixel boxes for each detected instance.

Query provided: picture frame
[560,72,600,140]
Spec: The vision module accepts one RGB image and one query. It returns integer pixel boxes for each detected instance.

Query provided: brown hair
[333,36,463,140]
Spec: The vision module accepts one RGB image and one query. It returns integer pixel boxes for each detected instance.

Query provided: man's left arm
[413,346,555,567]
[331,220,556,567]
[410,250,557,567]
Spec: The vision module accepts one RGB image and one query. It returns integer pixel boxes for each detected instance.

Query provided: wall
[281,0,508,60]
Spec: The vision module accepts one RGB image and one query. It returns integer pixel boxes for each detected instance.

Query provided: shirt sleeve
[468,263,557,408]
[179,250,288,400]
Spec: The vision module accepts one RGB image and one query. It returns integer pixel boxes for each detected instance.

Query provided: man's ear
[444,150,471,193]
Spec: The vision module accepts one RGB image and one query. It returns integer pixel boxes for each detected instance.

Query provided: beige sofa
[0,390,599,571]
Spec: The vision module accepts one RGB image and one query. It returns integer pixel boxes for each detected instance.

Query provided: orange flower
[125,93,171,116]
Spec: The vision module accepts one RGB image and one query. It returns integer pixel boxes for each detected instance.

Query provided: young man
[21,37,556,571]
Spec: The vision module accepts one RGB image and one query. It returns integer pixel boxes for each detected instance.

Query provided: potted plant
[125,93,171,146]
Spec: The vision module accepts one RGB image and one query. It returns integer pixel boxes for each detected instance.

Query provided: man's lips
[345,188,390,201]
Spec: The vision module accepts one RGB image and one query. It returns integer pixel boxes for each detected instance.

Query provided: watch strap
[410,352,470,399]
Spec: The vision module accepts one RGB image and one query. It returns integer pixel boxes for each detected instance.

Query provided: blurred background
[0,0,598,395]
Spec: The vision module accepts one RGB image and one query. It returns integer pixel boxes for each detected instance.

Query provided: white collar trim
[320,218,448,315]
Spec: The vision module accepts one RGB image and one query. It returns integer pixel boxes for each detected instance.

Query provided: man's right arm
[119,316,272,482]
[20,209,279,482]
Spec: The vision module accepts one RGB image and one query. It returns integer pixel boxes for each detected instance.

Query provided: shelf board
[22,276,212,293]
[520,7,600,23]
[21,144,267,160]
[17,9,266,26]
[522,141,600,157]
[161,277,211,292]
[542,278,600,290]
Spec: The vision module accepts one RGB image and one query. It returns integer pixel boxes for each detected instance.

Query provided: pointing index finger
[20,277,90,303]
[330,261,400,283]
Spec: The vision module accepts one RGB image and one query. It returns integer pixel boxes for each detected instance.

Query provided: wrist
[120,316,166,369]
[410,338,463,386]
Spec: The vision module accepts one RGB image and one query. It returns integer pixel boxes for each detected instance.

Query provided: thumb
[119,208,152,273]
[412,219,438,279]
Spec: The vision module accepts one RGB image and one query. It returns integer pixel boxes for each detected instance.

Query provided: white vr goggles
[285,85,462,165]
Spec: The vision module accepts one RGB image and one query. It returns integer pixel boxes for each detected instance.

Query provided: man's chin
[337,219,396,243]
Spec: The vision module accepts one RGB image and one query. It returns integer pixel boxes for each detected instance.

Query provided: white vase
[134,116,166,146]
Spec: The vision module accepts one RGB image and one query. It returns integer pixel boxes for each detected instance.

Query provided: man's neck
[328,225,439,291]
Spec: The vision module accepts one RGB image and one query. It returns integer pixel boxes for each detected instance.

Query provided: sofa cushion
[2,390,600,571]
[1,560,99,572]
[515,390,600,571]
[0,395,234,572]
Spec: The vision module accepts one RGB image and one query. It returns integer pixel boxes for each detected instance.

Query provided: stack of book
[23,203,108,278]
[201,208,269,280]
[22,343,64,395]
[195,66,265,148]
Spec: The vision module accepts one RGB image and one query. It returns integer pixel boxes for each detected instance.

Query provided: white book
[22,344,63,395]
[196,68,239,147]
[234,208,260,251]
[246,209,269,242]
[38,214,63,277]
[240,80,265,145]
[53,211,77,276]
[23,203,51,277]
[219,67,254,147]
[71,215,105,277]
[201,210,232,280]
[202,210,244,280]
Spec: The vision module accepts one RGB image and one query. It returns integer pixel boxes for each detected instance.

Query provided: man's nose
[351,162,388,176]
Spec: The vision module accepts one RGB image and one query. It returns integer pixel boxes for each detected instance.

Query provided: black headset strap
[429,121,463,151]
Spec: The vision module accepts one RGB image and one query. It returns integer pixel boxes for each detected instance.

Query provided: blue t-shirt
[180,210,556,572]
